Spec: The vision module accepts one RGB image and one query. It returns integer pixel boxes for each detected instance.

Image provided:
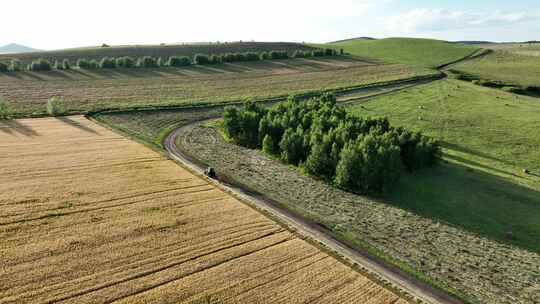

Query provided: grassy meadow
[327,38,478,68]
[349,79,540,252]
[476,42,540,56]
[453,49,540,88]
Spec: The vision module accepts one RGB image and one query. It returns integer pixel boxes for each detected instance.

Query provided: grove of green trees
[223,95,439,194]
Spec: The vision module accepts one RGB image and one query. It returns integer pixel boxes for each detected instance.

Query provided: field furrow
[0,57,432,117]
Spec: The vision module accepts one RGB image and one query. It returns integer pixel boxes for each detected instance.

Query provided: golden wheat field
[0,116,406,304]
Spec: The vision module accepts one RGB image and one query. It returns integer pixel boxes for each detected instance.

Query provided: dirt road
[164,122,463,304]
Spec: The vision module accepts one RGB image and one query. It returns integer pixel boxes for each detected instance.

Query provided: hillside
[349,79,540,253]
[329,37,376,43]
[0,42,314,65]
[452,44,540,90]
[0,43,40,54]
[327,38,478,68]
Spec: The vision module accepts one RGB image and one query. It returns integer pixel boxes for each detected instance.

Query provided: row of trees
[294,48,342,58]
[223,95,439,194]
[0,48,343,72]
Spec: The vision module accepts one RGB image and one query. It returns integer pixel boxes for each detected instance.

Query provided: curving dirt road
[161,51,492,304]
[165,122,464,304]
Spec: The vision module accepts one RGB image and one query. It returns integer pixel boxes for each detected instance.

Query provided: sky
[1,0,539,50]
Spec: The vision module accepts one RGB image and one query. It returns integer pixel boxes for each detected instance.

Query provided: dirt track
[165,122,464,304]
[159,50,498,304]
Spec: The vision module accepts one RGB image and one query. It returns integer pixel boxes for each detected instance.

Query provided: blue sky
[1,0,539,49]
[397,0,539,10]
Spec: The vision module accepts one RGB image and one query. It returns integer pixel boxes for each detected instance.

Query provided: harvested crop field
[0,57,433,117]
[0,116,406,304]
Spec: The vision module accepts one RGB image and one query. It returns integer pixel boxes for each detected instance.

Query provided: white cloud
[384,8,540,33]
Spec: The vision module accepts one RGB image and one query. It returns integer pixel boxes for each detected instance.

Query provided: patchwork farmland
[0,117,407,304]
[1,28,539,304]
[0,56,432,117]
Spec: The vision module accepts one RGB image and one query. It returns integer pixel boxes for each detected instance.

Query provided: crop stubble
[0,57,431,116]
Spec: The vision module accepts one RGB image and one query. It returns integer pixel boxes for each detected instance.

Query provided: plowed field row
[0,57,433,117]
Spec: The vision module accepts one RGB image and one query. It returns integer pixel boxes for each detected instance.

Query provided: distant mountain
[329,37,376,44]
[0,43,41,54]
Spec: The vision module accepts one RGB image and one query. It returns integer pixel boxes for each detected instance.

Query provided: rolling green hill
[327,38,478,68]
[0,42,314,65]
[452,48,540,88]
[348,79,540,252]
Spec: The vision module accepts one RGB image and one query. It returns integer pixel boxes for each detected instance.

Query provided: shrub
[244,52,260,61]
[234,53,246,62]
[325,48,335,56]
[305,136,339,179]
[62,59,71,70]
[54,60,64,70]
[77,58,90,69]
[279,127,308,166]
[88,59,100,69]
[157,57,167,67]
[9,59,24,72]
[269,51,278,59]
[259,52,269,60]
[525,85,540,94]
[46,97,66,116]
[116,56,135,68]
[221,53,236,62]
[100,57,116,68]
[193,54,210,65]
[210,54,222,64]
[293,50,306,58]
[312,49,325,57]
[223,106,241,139]
[178,56,192,66]
[0,100,10,119]
[137,56,158,68]
[223,102,267,148]
[29,58,52,71]
[477,79,501,88]
[262,135,276,155]
[391,128,439,171]
[269,50,288,59]
[0,62,8,72]
[334,133,402,194]
[168,56,191,67]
